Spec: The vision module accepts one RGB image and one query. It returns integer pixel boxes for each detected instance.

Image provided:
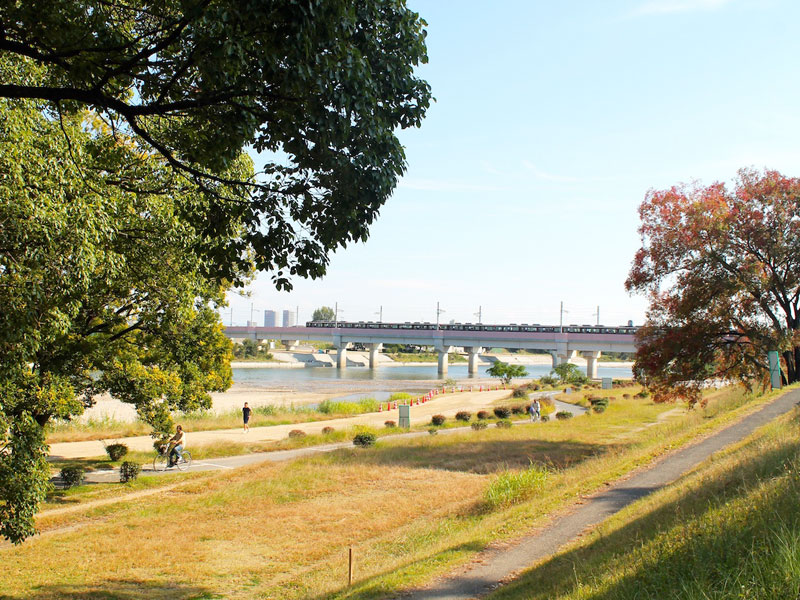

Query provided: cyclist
[168,424,186,467]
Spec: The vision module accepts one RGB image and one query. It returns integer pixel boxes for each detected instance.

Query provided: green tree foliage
[626,169,800,404]
[0,0,432,289]
[312,306,336,322]
[486,362,528,385]
[551,363,589,385]
[0,89,240,543]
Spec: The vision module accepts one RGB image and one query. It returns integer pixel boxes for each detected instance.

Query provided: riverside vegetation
[3,384,787,599]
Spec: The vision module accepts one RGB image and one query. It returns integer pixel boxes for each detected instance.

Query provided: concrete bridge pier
[437,346,454,375]
[368,343,383,370]
[335,343,351,369]
[466,346,485,374]
[583,350,601,379]
[282,339,301,351]
[556,349,577,366]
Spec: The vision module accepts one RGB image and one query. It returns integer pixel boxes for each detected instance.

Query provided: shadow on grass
[488,436,800,600]
[331,437,621,474]
[0,578,220,599]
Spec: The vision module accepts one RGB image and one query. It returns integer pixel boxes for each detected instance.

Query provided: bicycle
[153,444,193,472]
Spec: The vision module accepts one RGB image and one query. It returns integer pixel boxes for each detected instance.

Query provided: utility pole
[594,305,600,326]
[229,307,233,326]
[474,305,482,324]
[250,302,254,326]
[334,302,339,329]
[436,302,445,330]
[375,305,383,323]
[296,305,299,327]
[559,301,568,333]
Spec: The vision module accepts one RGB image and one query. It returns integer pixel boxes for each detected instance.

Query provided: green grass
[387,352,467,363]
[487,390,800,600]
[8,384,788,600]
[318,397,379,414]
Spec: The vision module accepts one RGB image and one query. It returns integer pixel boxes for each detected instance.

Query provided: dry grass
[1,385,780,599]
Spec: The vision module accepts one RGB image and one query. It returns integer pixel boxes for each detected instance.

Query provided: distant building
[282,310,296,328]
[264,310,277,327]
[246,320,258,327]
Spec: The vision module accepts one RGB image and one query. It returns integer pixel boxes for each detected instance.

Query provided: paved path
[399,388,800,600]
[48,388,570,460]
[71,398,583,485]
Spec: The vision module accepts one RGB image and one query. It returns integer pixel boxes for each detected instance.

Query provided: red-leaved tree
[626,168,800,405]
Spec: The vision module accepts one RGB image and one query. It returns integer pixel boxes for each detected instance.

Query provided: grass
[387,352,467,363]
[486,390,800,600]
[2,384,783,599]
[45,402,383,444]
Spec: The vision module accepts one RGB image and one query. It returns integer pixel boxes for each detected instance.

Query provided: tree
[551,363,588,385]
[312,306,336,322]
[0,0,431,289]
[0,93,242,543]
[626,168,800,405]
[486,362,528,385]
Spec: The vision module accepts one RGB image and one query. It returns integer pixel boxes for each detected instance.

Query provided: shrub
[623,393,631,399]
[541,414,550,422]
[60,466,85,489]
[471,421,488,430]
[555,411,573,420]
[388,392,412,402]
[105,443,129,461]
[384,420,396,428]
[476,410,491,420]
[352,432,376,447]
[288,429,306,438]
[493,406,511,419]
[592,404,606,413]
[119,461,141,483]
[531,383,541,391]
[539,375,557,386]
[321,426,335,434]
[635,390,651,398]
[511,388,528,398]
[511,405,526,415]
[431,414,446,426]
[496,419,512,428]
[428,428,438,435]
[539,396,556,417]
[455,411,471,422]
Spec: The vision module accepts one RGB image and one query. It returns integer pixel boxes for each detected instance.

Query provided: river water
[232,363,633,393]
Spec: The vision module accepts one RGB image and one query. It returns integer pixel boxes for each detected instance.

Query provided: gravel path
[398,388,800,600]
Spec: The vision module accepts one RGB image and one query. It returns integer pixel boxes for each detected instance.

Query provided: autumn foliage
[626,169,800,404]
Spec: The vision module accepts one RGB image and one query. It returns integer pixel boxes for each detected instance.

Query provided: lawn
[1,385,778,599]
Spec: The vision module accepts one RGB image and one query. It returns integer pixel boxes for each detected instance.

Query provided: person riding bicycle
[167,424,186,467]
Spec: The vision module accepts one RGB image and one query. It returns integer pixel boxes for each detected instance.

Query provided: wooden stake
[348,546,354,586]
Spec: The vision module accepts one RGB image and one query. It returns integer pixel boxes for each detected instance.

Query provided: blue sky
[226,0,800,328]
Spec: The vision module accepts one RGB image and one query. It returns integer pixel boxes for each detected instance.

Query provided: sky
[225,0,800,328]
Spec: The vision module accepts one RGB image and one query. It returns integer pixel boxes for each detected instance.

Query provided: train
[305,321,638,335]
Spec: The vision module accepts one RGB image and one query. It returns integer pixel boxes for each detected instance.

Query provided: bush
[471,421,488,430]
[428,428,438,435]
[105,443,129,461]
[321,426,335,434]
[352,432,376,447]
[555,411,573,420]
[384,420,396,428]
[541,414,550,422]
[592,404,606,413]
[119,461,141,483]
[477,410,491,420]
[493,407,511,419]
[288,429,306,438]
[511,388,528,398]
[539,375,557,386]
[531,383,541,391]
[455,411,471,422]
[511,405,526,415]
[623,393,631,399]
[496,419,512,428]
[60,466,85,489]
[431,414,446,426]
[635,390,651,398]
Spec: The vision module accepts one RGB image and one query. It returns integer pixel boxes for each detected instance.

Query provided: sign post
[768,351,782,389]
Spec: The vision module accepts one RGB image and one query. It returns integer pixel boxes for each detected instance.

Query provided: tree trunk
[783,348,799,384]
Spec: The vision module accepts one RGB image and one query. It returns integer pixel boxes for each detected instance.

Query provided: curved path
[398,388,800,600]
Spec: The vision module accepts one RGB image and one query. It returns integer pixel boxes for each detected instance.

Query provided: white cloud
[632,0,735,16]
[521,160,580,183]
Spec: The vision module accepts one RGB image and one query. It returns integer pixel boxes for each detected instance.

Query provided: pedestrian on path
[243,402,251,432]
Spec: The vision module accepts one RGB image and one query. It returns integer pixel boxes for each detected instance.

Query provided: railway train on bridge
[305,321,639,335]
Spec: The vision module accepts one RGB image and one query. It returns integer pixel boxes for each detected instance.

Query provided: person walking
[242,402,252,432]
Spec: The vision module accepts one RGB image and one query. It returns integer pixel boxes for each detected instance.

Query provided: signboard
[398,404,411,428]
[768,351,782,389]
[601,377,613,390]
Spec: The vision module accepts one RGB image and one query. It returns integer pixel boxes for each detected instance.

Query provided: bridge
[224,323,638,378]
